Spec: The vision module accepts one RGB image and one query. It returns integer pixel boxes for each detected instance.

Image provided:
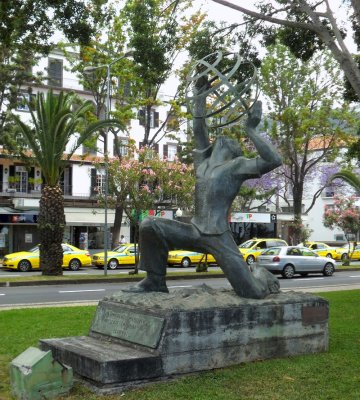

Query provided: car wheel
[282,264,295,279]
[181,257,191,268]
[18,260,31,272]
[108,259,119,270]
[326,253,333,258]
[323,263,334,277]
[246,255,255,265]
[341,253,349,261]
[69,259,81,271]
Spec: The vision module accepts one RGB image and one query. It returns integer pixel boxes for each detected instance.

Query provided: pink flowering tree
[95,144,195,269]
[323,196,360,265]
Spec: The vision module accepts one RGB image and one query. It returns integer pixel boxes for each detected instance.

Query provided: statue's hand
[246,101,262,129]
[194,76,209,94]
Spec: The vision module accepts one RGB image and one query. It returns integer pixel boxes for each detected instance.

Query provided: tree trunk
[129,222,140,275]
[290,184,305,245]
[38,184,65,275]
[111,204,124,248]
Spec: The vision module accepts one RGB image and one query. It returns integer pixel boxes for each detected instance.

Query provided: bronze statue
[126,52,282,298]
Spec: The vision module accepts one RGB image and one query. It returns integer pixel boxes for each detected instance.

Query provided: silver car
[256,246,336,279]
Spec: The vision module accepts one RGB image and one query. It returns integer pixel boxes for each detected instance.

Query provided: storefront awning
[64,207,115,226]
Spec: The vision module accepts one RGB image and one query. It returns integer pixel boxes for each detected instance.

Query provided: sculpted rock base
[40,285,329,394]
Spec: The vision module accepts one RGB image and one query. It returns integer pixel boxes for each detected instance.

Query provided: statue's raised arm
[245,101,282,175]
[192,76,210,151]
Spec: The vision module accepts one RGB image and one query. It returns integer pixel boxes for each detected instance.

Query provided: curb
[0,273,226,288]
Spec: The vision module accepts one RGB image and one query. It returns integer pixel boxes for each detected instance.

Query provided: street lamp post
[84,51,133,276]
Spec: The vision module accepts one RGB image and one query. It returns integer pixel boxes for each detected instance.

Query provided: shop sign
[231,212,277,223]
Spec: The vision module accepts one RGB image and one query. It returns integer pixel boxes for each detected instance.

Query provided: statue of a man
[126,78,282,299]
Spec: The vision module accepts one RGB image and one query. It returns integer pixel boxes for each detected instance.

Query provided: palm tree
[12,90,119,275]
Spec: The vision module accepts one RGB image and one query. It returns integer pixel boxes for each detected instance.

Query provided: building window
[16,92,36,112]
[15,166,28,193]
[138,109,159,128]
[163,143,181,161]
[114,138,129,157]
[90,168,106,196]
[48,58,63,87]
[96,172,105,194]
[323,186,335,197]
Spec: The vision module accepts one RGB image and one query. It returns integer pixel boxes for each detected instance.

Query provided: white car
[257,246,336,279]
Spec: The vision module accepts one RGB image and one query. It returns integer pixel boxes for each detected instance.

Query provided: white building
[0,49,188,255]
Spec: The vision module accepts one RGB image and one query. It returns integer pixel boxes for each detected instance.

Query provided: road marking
[295,277,324,281]
[59,289,106,293]
[349,275,360,278]
[0,294,5,296]
[168,285,192,288]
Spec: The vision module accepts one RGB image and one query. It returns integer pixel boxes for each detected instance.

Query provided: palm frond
[330,170,360,192]
[11,90,122,186]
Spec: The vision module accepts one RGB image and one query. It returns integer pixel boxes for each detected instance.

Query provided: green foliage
[0,0,105,137]
[223,0,360,102]
[346,138,360,165]
[344,55,360,102]
[123,0,179,87]
[119,0,196,145]
[65,0,197,150]
[260,43,356,242]
[10,90,121,185]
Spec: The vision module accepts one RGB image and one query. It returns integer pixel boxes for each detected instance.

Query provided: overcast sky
[193,0,357,52]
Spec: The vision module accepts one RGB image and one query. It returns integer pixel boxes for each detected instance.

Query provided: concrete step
[40,336,162,385]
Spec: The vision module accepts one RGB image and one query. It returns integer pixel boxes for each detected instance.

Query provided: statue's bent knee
[140,217,157,235]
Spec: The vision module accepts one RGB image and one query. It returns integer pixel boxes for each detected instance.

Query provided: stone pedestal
[40,285,329,393]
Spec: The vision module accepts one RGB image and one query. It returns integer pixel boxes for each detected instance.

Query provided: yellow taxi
[238,238,288,265]
[334,243,360,262]
[167,250,216,268]
[300,242,339,259]
[2,244,92,272]
[92,243,137,269]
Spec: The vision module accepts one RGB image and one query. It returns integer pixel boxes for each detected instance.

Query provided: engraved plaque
[91,305,165,349]
[302,304,328,325]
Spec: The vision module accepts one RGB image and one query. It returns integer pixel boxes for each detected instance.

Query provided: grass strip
[1,290,360,399]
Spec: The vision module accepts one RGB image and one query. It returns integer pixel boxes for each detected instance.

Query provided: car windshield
[262,247,281,255]
[112,245,128,252]
[339,244,351,249]
[239,240,257,249]
[28,246,39,253]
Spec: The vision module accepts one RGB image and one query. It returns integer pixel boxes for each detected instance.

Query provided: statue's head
[213,136,243,159]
